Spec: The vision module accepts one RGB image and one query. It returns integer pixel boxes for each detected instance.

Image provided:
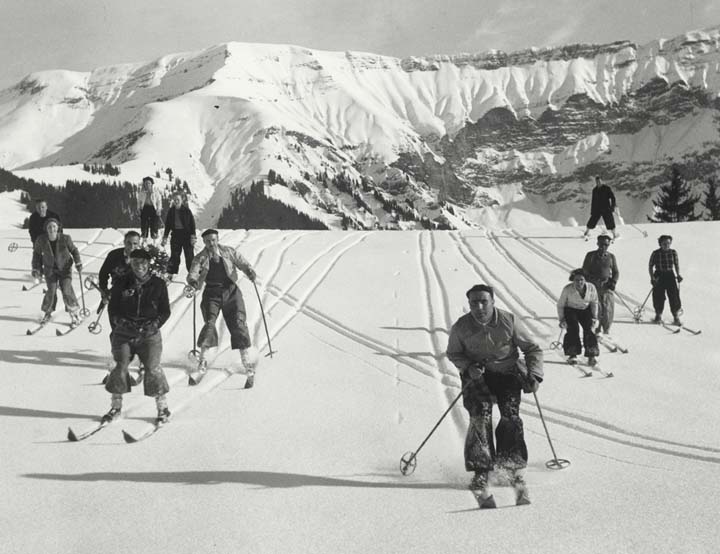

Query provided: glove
[522,374,540,394]
[559,320,567,329]
[466,363,485,380]
[591,318,599,330]
[183,284,197,298]
[76,263,83,272]
[246,268,257,282]
[190,235,197,246]
[676,275,683,283]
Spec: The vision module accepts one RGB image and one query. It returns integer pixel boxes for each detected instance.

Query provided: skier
[581,234,619,334]
[161,192,196,280]
[102,249,171,425]
[186,229,258,384]
[97,230,143,383]
[137,176,162,244]
[31,218,83,326]
[583,176,618,240]
[446,284,543,508]
[557,269,600,365]
[28,198,61,245]
[648,235,683,325]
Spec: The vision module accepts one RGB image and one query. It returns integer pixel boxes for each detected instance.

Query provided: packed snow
[1,216,718,553]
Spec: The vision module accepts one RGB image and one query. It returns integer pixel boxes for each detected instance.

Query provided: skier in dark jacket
[583,176,618,240]
[28,198,61,244]
[31,218,83,326]
[582,234,619,334]
[649,235,683,326]
[102,249,171,425]
[161,192,196,279]
[446,284,543,508]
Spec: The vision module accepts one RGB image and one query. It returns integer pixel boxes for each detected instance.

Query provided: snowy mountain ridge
[1,26,719,228]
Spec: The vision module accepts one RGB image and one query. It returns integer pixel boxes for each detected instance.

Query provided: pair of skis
[659,321,702,335]
[67,414,170,443]
[565,356,614,378]
[26,315,88,336]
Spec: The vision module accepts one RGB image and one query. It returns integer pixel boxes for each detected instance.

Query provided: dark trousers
[167,231,194,275]
[653,272,681,315]
[563,306,599,358]
[106,324,168,397]
[586,211,616,231]
[460,371,527,473]
[198,283,251,350]
[140,205,159,239]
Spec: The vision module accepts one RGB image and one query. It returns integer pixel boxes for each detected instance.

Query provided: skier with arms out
[446,284,543,508]
[186,229,258,386]
[102,249,171,425]
[583,176,619,240]
[31,218,83,326]
[649,235,684,325]
[581,234,619,335]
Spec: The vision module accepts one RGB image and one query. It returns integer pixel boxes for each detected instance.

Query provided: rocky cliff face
[1,27,718,229]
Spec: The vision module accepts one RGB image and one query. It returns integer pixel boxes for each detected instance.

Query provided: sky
[1,0,719,90]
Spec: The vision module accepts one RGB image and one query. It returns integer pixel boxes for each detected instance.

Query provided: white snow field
[1,222,718,554]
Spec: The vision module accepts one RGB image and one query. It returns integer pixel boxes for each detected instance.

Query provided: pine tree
[649,165,700,222]
[702,176,720,220]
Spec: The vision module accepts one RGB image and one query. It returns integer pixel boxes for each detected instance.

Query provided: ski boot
[100,407,121,424]
[244,370,255,389]
[653,313,662,324]
[511,470,531,506]
[672,313,682,326]
[469,471,496,509]
[155,407,171,425]
[240,348,257,371]
[188,359,207,386]
[567,355,578,365]
[40,312,52,324]
[69,312,81,328]
[587,356,598,367]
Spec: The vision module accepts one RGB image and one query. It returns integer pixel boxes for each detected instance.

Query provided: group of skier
[26,180,259,426]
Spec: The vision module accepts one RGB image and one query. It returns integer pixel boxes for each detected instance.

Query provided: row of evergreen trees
[650,165,720,222]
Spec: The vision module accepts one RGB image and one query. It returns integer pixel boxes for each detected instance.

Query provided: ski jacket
[163,206,196,239]
[137,188,162,212]
[28,210,61,243]
[582,250,619,288]
[590,184,616,215]
[32,232,81,278]
[98,247,132,294]
[557,282,599,320]
[446,308,543,381]
[108,272,170,329]
[187,245,254,289]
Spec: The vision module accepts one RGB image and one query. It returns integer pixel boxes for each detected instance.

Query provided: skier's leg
[41,275,58,316]
[492,382,527,472]
[460,372,495,474]
[59,274,80,315]
[105,332,134,394]
[562,308,581,357]
[584,213,600,236]
[137,331,168,398]
[605,290,615,333]
[653,275,666,317]
[197,289,221,349]
[223,285,251,350]
[167,235,181,276]
[183,237,194,272]
[667,276,682,316]
[579,307,599,358]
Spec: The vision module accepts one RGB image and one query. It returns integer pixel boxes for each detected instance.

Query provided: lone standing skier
[137,177,162,244]
[557,269,600,365]
[582,234,619,334]
[648,235,683,325]
[583,176,618,240]
[161,192,196,280]
[102,249,171,425]
[186,229,258,387]
[446,284,543,508]
[31,218,83,326]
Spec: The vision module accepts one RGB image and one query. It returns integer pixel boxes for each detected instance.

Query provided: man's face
[203,234,219,251]
[124,235,141,254]
[468,291,494,322]
[660,239,672,250]
[173,195,183,208]
[130,258,150,279]
[37,202,47,216]
[597,238,611,253]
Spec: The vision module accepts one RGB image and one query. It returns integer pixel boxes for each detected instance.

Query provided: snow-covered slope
[1,27,720,228]
[1,220,718,553]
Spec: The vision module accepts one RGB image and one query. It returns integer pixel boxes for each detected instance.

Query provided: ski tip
[21,285,28,291]
[122,430,138,443]
[67,427,78,442]
[607,373,615,378]
[188,377,197,386]
[26,329,32,335]
[55,328,62,336]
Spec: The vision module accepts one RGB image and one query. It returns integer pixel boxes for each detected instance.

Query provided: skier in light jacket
[137,177,162,243]
[447,284,543,508]
[557,268,600,364]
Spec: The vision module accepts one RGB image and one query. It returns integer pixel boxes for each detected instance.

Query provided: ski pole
[629,223,648,238]
[533,391,570,470]
[633,288,653,322]
[550,329,564,350]
[400,381,472,476]
[616,292,640,322]
[77,269,91,318]
[184,285,200,361]
[253,280,276,358]
[88,304,105,334]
